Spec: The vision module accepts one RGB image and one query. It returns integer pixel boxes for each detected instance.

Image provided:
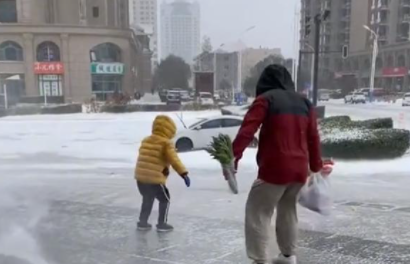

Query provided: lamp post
[305,43,315,101]
[363,25,378,103]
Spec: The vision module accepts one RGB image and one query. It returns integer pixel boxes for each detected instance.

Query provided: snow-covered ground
[1,105,410,264]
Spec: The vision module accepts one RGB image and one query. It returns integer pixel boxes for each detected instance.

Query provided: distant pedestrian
[135,115,190,232]
[233,65,328,264]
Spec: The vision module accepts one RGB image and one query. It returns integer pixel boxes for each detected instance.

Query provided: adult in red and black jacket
[234,64,323,264]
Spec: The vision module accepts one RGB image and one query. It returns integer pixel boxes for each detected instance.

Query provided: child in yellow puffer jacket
[135,115,190,232]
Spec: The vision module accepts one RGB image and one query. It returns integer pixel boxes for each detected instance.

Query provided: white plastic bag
[299,173,332,215]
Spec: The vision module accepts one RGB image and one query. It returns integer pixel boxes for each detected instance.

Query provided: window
[0,41,23,61]
[37,42,60,62]
[200,119,222,129]
[0,0,17,23]
[222,119,242,128]
[92,75,122,101]
[93,7,99,18]
[90,43,121,63]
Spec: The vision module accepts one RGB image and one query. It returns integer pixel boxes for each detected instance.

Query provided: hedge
[100,103,217,113]
[41,104,82,114]
[320,116,409,160]
[320,116,393,130]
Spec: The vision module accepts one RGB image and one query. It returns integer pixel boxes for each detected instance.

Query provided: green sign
[91,63,124,75]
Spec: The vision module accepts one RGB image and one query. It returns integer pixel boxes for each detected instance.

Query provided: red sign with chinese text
[382,67,408,77]
[34,62,64,75]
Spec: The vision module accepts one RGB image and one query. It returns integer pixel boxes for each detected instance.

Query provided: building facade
[195,50,240,98]
[0,0,150,105]
[160,0,200,64]
[241,47,282,82]
[300,0,410,92]
[130,0,158,70]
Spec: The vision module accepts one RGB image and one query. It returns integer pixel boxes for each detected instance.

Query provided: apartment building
[0,0,151,105]
[300,0,410,92]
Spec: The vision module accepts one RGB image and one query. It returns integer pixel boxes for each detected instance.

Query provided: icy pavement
[1,109,410,264]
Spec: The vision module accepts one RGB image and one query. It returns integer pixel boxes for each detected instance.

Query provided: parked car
[174,115,258,152]
[352,92,366,104]
[319,93,330,101]
[199,92,214,106]
[166,90,182,105]
[403,93,410,106]
[344,93,353,104]
[180,90,192,102]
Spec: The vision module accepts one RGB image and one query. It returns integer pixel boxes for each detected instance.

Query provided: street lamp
[363,25,378,103]
[305,43,315,101]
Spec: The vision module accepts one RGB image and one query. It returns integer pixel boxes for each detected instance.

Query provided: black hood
[256,64,295,96]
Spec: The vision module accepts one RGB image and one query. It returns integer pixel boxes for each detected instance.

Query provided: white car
[344,93,353,104]
[199,92,214,106]
[319,93,330,101]
[403,93,410,106]
[174,115,258,152]
[352,92,366,104]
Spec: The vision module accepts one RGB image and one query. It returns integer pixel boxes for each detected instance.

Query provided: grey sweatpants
[245,179,303,262]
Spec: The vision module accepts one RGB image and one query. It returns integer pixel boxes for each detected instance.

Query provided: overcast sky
[198,0,299,58]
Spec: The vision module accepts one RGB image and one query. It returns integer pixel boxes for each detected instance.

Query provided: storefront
[34,62,64,97]
[90,62,124,101]
[382,67,408,92]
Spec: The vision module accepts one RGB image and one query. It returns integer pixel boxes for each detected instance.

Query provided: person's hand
[182,173,190,187]
[234,158,239,172]
[162,167,170,177]
[320,165,333,177]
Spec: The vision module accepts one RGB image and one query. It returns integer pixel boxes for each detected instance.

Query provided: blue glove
[182,175,191,187]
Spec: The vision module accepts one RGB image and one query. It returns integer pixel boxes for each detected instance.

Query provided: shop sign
[34,62,64,75]
[91,63,124,75]
[382,67,408,77]
[41,75,59,81]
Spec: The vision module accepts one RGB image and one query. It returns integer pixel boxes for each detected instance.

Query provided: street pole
[44,88,48,106]
[369,35,378,103]
[3,84,8,109]
[312,14,321,106]
[364,25,379,103]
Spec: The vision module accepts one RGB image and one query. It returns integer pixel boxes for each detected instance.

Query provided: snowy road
[1,106,410,264]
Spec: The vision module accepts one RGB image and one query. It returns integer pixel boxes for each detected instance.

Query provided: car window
[189,118,206,129]
[200,119,222,129]
[405,94,410,98]
[222,118,242,127]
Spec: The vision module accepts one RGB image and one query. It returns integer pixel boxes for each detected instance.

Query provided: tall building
[130,0,158,69]
[0,0,151,104]
[160,0,200,64]
[300,0,410,92]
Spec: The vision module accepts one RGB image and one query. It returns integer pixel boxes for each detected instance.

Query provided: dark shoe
[156,223,174,232]
[137,222,152,231]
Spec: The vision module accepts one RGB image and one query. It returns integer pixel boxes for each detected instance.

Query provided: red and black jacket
[233,65,323,185]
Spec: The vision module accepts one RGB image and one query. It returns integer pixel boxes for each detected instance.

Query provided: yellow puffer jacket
[135,115,187,184]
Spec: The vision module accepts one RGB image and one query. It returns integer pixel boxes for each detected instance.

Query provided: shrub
[320,116,393,130]
[41,104,82,114]
[321,128,410,160]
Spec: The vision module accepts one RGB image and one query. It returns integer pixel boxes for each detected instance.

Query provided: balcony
[378,0,389,9]
[401,0,410,8]
[401,14,410,22]
[342,1,351,9]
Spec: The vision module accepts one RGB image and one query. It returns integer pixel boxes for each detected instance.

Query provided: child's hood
[152,115,177,139]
